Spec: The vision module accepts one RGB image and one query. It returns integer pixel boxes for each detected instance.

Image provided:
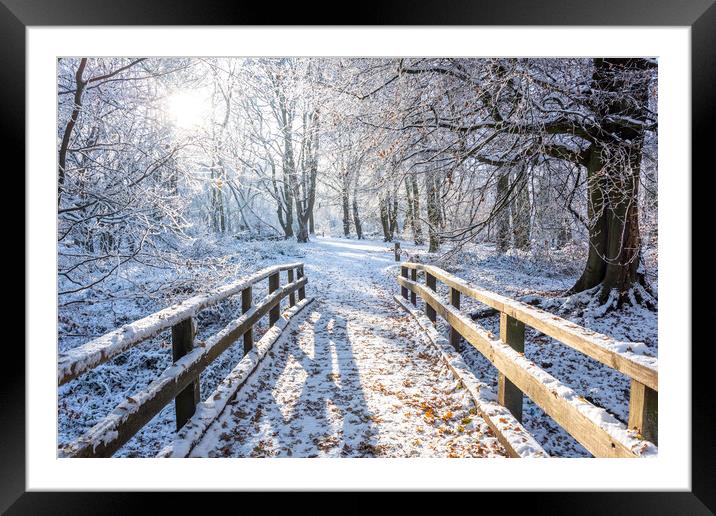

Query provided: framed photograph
[7,0,711,513]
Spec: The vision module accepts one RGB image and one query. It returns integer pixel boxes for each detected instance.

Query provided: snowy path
[191,238,508,458]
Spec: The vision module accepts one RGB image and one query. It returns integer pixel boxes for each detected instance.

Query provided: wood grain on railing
[397,263,658,458]
[401,263,657,391]
[59,263,308,458]
[58,263,304,386]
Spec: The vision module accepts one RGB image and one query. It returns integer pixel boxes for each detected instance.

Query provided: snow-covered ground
[191,238,506,457]
[58,235,657,458]
[410,242,658,457]
[58,238,311,457]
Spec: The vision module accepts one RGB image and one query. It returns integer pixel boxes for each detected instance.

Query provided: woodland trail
[190,238,508,457]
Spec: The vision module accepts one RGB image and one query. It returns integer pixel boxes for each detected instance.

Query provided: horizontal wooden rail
[160,297,315,458]
[58,262,303,386]
[395,295,548,458]
[397,267,658,458]
[59,263,308,458]
[400,263,658,391]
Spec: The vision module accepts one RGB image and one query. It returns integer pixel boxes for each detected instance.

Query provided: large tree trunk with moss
[570,144,644,303]
[569,58,651,306]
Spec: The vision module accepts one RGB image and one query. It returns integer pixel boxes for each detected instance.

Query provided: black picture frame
[4,1,711,513]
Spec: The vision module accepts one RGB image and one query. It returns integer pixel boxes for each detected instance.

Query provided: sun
[167,90,209,130]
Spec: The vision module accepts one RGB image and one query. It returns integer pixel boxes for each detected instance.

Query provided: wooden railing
[59,262,308,458]
[397,262,658,458]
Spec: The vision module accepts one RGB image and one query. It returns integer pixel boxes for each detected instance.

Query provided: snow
[396,275,655,457]
[186,238,508,458]
[58,236,658,458]
[395,295,547,458]
[61,273,308,457]
[159,298,314,458]
[58,239,310,457]
[409,262,658,373]
[411,241,659,457]
[58,262,302,385]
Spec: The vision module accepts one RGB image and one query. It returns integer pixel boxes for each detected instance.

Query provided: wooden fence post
[297,265,306,300]
[410,268,417,305]
[425,272,437,323]
[269,271,280,326]
[401,266,409,300]
[449,288,462,350]
[241,286,253,355]
[394,242,400,261]
[628,380,658,445]
[497,312,525,422]
[172,317,200,431]
[287,269,296,307]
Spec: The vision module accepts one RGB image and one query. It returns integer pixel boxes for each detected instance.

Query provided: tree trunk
[352,197,363,239]
[571,145,608,292]
[410,174,424,245]
[274,76,296,240]
[271,160,293,239]
[557,215,572,247]
[495,170,511,253]
[352,175,363,239]
[282,167,294,239]
[426,172,440,252]
[511,168,531,250]
[341,181,351,237]
[215,178,226,233]
[389,191,398,238]
[569,58,650,306]
[296,223,309,243]
[380,195,391,242]
[571,144,643,303]
[58,58,88,204]
[294,108,319,243]
[297,218,310,241]
[404,177,414,232]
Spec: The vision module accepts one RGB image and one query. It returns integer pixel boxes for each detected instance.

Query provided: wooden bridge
[58,250,658,458]
[396,262,657,458]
